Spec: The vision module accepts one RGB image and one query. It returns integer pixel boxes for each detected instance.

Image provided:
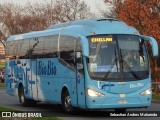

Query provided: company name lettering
[130,83,144,88]
[38,61,56,76]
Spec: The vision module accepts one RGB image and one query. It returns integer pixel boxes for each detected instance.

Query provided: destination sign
[91,37,112,42]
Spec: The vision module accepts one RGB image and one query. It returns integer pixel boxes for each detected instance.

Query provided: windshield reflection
[87,34,149,81]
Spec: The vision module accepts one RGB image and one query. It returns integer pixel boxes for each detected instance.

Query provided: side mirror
[142,36,159,57]
[76,52,82,63]
[81,37,89,57]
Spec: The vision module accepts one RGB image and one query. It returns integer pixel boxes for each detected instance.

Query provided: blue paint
[6,79,13,83]
[9,61,16,66]
[77,74,80,84]
[28,80,35,84]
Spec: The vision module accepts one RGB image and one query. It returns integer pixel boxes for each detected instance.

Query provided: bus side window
[18,39,30,59]
[44,35,58,58]
[8,41,18,59]
[59,35,76,68]
[30,37,44,59]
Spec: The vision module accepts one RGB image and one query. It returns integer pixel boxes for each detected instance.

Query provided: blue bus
[5,19,158,112]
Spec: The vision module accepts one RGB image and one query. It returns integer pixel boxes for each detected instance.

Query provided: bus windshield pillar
[81,37,89,57]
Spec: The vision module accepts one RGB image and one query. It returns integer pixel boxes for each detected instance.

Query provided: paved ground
[0,88,159,120]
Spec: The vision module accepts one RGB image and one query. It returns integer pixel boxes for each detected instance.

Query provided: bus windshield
[87,34,149,81]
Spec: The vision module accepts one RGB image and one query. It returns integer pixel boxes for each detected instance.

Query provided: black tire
[62,91,74,113]
[114,108,127,113]
[18,86,36,107]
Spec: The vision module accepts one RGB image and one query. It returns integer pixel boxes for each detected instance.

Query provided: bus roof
[7,18,140,41]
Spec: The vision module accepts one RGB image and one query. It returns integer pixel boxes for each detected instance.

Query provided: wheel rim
[21,95,24,103]
[20,91,25,103]
[64,96,71,109]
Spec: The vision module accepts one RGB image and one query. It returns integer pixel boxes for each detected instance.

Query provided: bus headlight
[140,88,152,96]
[87,89,104,97]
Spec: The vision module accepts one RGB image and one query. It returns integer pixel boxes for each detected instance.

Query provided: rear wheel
[62,91,74,113]
[18,86,36,107]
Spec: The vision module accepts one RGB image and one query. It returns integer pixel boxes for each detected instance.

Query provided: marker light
[140,88,152,96]
[87,89,104,97]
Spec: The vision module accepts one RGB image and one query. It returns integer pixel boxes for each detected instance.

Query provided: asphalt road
[0,88,160,120]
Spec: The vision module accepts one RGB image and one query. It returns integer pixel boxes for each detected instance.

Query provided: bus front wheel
[62,91,74,113]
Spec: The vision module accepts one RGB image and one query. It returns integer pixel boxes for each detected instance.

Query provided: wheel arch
[61,84,70,104]
[18,82,23,95]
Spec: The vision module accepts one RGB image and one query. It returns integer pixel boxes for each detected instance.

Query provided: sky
[0,0,107,14]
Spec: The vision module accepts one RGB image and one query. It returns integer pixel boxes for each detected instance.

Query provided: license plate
[118,100,128,104]
[119,94,125,98]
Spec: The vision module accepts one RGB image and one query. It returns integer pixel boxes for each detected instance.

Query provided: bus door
[31,59,45,101]
[30,37,44,101]
[31,59,38,100]
[76,52,86,108]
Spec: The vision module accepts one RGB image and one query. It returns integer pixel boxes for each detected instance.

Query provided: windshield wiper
[121,60,140,80]
[103,47,118,80]
[119,49,140,80]
[103,59,117,80]
[120,49,140,79]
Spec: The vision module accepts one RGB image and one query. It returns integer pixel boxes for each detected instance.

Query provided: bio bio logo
[130,83,144,88]
[38,61,56,76]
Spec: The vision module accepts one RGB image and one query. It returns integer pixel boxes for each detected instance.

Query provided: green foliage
[0,106,19,112]
[153,93,160,100]
[0,64,5,68]
[0,83,5,89]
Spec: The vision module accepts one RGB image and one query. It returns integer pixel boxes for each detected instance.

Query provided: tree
[103,0,160,92]
[52,0,94,23]
[101,0,118,18]
[103,0,160,43]
[0,0,94,41]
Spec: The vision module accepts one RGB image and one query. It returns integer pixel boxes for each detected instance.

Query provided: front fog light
[87,89,104,97]
[140,88,152,96]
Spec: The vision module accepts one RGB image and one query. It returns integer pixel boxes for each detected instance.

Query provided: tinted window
[59,35,76,67]
[30,37,44,58]
[75,38,81,52]
[7,41,18,59]
[44,35,58,58]
[17,39,30,59]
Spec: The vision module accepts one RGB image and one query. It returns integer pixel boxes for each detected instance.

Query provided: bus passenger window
[30,37,44,58]
[59,35,76,68]
[44,35,58,58]
[18,40,30,59]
